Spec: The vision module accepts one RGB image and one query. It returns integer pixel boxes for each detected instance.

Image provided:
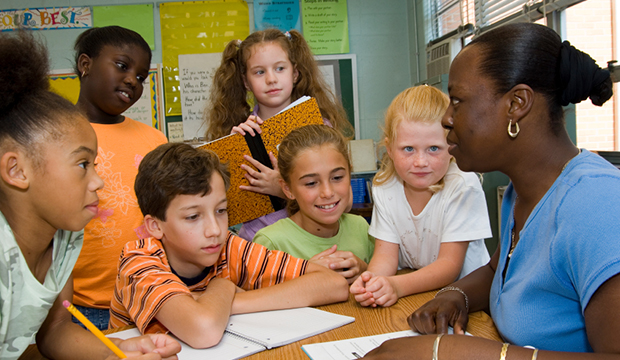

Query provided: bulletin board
[159,0,250,116]
[48,68,164,131]
[92,4,156,50]
[316,54,359,139]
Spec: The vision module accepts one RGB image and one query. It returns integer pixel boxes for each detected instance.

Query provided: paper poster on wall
[0,7,92,31]
[254,0,301,32]
[48,71,81,104]
[301,0,349,54]
[159,0,249,116]
[167,122,184,143]
[178,53,223,140]
[92,4,155,50]
[48,68,163,131]
[123,70,162,129]
[317,60,341,101]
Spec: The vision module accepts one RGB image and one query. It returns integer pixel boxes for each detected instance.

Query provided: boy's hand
[350,271,377,307]
[364,275,399,307]
[230,115,263,136]
[239,152,285,198]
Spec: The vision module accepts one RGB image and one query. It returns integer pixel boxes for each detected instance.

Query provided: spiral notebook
[109,307,354,360]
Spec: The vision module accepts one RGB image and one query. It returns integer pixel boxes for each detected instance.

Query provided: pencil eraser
[62,300,71,308]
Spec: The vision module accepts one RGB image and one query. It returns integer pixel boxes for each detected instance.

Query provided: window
[424,0,619,150]
[565,0,617,150]
[426,0,585,43]
[426,0,475,42]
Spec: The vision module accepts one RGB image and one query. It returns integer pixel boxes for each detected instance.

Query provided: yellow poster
[49,72,81,104]
[159,0,250,116]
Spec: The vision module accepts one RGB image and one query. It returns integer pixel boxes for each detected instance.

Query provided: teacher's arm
[366,272,620,360]
[367,253,620,359]
[583,273,620,354]
[408,244,499,335]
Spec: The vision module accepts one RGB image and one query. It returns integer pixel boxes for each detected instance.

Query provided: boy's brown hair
[135,143,230,221]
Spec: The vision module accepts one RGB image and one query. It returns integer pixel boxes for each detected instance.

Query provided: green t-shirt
[253,213,374,263]
[0,212,83,360]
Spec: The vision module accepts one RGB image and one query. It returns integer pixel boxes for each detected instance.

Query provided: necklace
[508,150,581,258]
[508,218,518,258]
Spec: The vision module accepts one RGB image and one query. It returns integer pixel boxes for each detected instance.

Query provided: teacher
[364,22,619,360]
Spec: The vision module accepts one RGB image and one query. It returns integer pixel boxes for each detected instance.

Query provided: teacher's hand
[363,335,436,359]
[407,290,469,335]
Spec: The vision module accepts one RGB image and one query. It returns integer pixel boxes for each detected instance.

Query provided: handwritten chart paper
[123,72,154,128]
[301,0,349,54]
[167,122,184,143]
[178,53,222,140]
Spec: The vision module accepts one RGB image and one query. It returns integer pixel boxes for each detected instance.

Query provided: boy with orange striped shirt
[109,143,348,349]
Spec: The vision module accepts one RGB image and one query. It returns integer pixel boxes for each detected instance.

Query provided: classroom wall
[408,0,426,84]
[4,0,505,252]
[3,0,413,142]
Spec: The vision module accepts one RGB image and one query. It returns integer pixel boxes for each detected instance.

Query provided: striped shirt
[109,232,308,334]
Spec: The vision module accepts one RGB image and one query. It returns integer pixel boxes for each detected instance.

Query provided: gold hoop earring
[507,119,520,138]
[81,70,86,78]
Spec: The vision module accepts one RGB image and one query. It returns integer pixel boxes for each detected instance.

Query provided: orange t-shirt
[72,118,167,309]
[109,232,308,334]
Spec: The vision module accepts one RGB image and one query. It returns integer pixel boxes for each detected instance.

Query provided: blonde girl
[350,85,491,307]
[205,29,353,240]
[0,31,179,360]
[254,125,374,284]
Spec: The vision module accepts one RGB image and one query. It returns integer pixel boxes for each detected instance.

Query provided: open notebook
[302,328,464,360]
[109,307,354,360]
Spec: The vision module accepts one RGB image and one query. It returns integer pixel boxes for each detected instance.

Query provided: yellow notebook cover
[199,97,324,226]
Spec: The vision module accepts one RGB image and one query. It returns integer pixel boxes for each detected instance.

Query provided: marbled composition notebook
[199,96,323,226]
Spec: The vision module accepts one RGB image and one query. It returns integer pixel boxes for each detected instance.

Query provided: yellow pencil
[63,300,127,359]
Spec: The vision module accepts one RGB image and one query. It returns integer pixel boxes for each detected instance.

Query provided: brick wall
[566,0,616,150]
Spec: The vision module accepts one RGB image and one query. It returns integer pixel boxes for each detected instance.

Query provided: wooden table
[244,291,501,359]
[22,291,501,359]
